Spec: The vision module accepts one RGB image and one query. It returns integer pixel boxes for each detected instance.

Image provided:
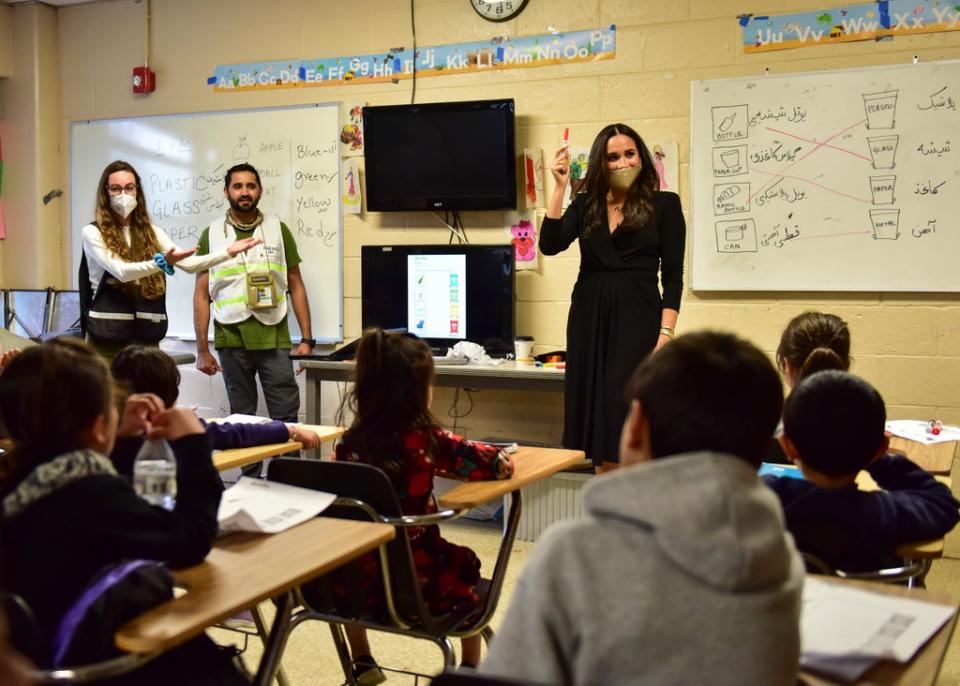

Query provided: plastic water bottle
[132,439,177,510]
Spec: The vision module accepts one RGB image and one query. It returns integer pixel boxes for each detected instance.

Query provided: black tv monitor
[362,99,517,211]
[361,244,515,355]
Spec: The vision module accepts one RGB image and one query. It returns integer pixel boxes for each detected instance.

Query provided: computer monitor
[361,244,515,355]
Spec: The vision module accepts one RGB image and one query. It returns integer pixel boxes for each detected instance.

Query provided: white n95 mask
[609,166,641,193]
[110,193,138,219]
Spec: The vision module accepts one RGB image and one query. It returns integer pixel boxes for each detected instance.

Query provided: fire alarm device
[132,66,156,94]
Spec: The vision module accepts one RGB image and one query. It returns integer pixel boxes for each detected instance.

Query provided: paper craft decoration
[650,140,679,192]
[339,102,365,157]
[523,148,545,208]
[342,158,362,214]
[505,211,538,270]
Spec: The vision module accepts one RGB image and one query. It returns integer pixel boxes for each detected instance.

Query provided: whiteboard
[691,60,960,292]
[70,104,343,341]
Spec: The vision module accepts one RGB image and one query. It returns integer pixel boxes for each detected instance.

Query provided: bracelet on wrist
[300,338,316,347]
[659,326,675,339]
[153,252,175,275]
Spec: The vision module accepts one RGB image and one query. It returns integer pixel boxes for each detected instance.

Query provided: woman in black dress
[540,123,685,471]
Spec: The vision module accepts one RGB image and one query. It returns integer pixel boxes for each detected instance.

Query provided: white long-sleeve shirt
[81,223,230,290]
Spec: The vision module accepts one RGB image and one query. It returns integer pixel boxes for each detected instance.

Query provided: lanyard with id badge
[241,225,278,310]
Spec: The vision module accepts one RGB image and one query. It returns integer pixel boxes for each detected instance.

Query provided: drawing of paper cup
[720,149,741,168]
[867,135,899,169]
[869,208,900,240]
[869,175,896,205]
[725,225,747,242]
[862,90,898,129]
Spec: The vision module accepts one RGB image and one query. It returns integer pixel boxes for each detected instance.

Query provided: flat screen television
[361,244,515,355]
[362,99,516,211]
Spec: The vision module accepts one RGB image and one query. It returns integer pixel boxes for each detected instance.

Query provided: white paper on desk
[886,420,960,445]
[801,577,955,677]
[219,413,273,425]
[217,477,335,534]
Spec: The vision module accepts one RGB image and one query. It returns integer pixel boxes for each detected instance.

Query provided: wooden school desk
[211,424,345,471]
[888,435,957,475]
[437,445,589,510]
[801,577,959,686]
[115,517,394,686]
[299,359,564,425]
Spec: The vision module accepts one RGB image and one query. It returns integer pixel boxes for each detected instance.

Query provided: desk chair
[801,552,931,588]
[431,672,547,685]
[1,591,157,683]
[266,458,521,685]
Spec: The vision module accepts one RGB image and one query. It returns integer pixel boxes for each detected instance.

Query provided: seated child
[481,332,803,686]
[765,369,959,572]
[110,345,320,477]
[0,338,246,684]
[334,328,514,684]
[767,311,851,463]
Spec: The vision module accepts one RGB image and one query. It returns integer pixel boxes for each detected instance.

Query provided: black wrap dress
[539,191,686,465]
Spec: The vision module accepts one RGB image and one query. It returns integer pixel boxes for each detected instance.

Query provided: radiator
[515,471,592,542]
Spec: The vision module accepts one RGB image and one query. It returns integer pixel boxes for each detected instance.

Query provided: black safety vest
[79,249,168,344]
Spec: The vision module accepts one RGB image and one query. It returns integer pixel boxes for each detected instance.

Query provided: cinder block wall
[13,0,958,439]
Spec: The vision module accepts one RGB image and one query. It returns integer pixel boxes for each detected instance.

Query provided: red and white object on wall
[132,66,156,94]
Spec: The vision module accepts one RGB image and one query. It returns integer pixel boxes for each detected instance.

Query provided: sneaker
[352,655,387,685]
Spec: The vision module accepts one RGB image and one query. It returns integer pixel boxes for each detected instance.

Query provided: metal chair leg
[253,592,294,686]
[329,623,358,686]
[480,625,495,647]
[250,603,290,686]
[435,635,457,668]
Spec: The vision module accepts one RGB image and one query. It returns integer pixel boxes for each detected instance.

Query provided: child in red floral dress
[334,328,514,683]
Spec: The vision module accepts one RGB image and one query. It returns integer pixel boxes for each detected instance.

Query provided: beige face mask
[609,166,641,193]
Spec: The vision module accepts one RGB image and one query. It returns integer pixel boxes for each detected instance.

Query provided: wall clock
[470,0,529,22]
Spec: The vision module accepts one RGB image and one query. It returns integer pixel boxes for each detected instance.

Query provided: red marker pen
[562,127,570,148]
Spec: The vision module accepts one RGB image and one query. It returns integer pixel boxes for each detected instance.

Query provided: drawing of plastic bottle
[869,208,900,240]
[867,135,899,169]
[862,90,898,129]
[868,175,896,205]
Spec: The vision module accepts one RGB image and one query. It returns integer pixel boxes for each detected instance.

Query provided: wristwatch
[300,338,316,347]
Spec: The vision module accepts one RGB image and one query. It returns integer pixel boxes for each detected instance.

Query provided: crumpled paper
[446,341,504,366]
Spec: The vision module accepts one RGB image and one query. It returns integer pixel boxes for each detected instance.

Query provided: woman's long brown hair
[580,123,660,235]
[337,329,438,488]
[94,160,166,300]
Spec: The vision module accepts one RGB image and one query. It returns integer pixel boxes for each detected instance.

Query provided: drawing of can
[862,90,898,129]
[869,175,896,205]
[725,224,747,241]
[869,208,900,240]
[867,135,899,169]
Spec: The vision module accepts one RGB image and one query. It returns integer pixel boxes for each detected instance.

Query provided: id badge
[246,272,276,310]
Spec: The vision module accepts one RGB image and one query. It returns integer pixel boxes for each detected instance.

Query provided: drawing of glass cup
[720,148,741,168]
[869,208,900,240]
[867,135,899,169]
[869,175,896,205]
[862,90,898,129]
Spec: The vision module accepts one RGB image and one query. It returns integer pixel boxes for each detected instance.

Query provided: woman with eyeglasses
[80,160,261,358]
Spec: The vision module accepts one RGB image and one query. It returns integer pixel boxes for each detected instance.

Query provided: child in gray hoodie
[482,331,804,686]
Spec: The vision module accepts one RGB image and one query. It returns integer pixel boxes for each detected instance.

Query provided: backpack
[51,559,173,668]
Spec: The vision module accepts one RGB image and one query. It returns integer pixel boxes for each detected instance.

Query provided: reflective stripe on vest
[207,215,288,326]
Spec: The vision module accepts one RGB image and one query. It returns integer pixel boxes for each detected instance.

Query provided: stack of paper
[801,577,956,681]
[886,420,960,445]
[218,477,336,534]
